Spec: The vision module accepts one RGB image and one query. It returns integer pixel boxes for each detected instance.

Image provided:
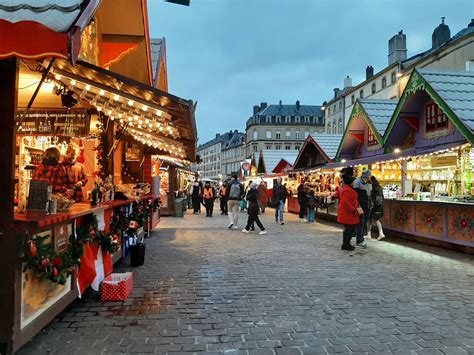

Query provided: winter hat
[250,182,258,189]
[361,170,372,179]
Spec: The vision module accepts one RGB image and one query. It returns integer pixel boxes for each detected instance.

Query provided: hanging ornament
[40,257,51,268]
[27,240,38,257]
[53,257,62,268]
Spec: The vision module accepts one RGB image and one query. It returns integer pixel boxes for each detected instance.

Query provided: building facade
[221,131,245,177]
[245,100,325,158]
[325,18,474,134]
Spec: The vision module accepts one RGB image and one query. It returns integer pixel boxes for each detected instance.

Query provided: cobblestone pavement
[19,209,474,355]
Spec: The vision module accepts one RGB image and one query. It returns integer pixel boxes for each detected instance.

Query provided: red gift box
[101,272,133,301]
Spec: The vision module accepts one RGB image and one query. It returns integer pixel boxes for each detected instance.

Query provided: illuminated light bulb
[118,113,123,118]
[85,84,91,90]
[394,148,401,153]
[107,109,112,115]
[139,120,143,125]
[97,106,102,112]
[159,127,163,131]
[110,116,115,121]
[142,105,148,111]
[155,122,160,128]
[114,94,120,101]
[156,110,162,117]
[128,117,133,122]
[148,124,153,128]
[145,119,150,124]
[120,119,124,124]
[134,115,138,121]
[70,79,77,86]
[128,100,134,106]
[99,90,105,96]
[54,74,61,80]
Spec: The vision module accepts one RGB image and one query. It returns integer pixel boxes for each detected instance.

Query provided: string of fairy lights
[49,72,187,159]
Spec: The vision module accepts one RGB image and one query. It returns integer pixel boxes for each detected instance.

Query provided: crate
[101,272,133,301]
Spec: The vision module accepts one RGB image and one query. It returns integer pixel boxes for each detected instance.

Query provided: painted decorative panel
[415,205,445,238]
[390,202,414,232]
[447,207,474,243]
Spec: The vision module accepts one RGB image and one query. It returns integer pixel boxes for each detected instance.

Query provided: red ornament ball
[40,258,50,268]
[27,240,38,258]
[53,267,59,277]
[461,219,468,228]
[53,257,62,268]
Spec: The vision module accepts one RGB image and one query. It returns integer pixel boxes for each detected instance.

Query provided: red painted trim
[350,132,364,144]
[142,0,154,86]
[0,20,68,60]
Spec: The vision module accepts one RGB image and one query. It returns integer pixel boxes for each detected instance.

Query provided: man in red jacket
[337,174,361,251]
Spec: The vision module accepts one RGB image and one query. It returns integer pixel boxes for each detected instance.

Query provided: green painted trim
[335,99,384,160]
[383,68,474,145]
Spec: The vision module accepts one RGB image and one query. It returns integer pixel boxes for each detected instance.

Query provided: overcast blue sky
[148,0,474,143]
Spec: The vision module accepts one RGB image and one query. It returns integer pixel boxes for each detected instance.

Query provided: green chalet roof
[384,68,474,145]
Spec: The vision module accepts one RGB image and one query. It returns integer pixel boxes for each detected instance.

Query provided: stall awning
[326,149,416,169]
[47,59,197,161]
[0,1,100,61]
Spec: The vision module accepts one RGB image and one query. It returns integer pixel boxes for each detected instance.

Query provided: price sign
[17,109,90,136]
[26,180,49,211]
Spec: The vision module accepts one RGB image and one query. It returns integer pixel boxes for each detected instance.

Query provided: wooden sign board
[431,155,457,168]
[26,180,49,211]
[17,109,90,136]
[54,224,70,253]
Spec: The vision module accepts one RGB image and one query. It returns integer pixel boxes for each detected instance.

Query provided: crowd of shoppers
[186,168,386,248]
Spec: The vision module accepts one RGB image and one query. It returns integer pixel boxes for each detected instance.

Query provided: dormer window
[276,115,281,123]
[285,115,291,123]
[367,127,378,147]
[266,115,271,123]
[304,116,310,123]
[295,116,300,123]
[425,101,448,132]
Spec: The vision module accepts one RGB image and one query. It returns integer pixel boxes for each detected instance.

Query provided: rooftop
[309,133,343,160]
[150,38,163,81]
[358,99,398,136]
[258,104,323,117]
[257,150,299,173]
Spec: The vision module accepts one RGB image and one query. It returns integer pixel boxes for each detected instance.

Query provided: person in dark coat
[370,176,386,240]
[257,181,268,213]
[191,176,203,214]
[242,182,267,234]
[336,174,361,251]
[353,170,372,247]
[306,189,317,223]
[272,177,287,225]
[218,181,228,215]
[202,181,216,217]
[297,179,307,221]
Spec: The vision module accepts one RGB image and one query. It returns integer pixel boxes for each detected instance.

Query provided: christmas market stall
[288,133,343,215]
[0,3,197,352]
[380,68,474,251]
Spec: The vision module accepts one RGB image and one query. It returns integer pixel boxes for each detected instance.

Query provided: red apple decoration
[53,257,62,268]
[53,267,59,277]
[40,258,50,268]
[27,240,37,258]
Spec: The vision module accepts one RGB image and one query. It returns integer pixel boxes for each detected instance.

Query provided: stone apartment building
[325,18,474,134]
[194,130,244,179]
[221,131,245,177]
[245,100,325,158]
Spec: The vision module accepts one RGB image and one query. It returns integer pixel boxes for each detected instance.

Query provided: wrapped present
[101,272,133,301]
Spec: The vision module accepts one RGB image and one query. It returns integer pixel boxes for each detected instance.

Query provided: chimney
[366,65,374,80]
[344,75,352,88]
[469,19,474,28]
[253,105,260,115]
[216,133,220,138]
[388,30,407,65]
[333,88,340,99]
[432,17,451,49]
[260,102,268,111]
[296,100,300,110]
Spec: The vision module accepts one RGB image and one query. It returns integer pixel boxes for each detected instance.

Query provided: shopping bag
[101,272,133,301]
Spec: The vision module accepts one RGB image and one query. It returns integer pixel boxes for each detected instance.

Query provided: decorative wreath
[423,212,437,228]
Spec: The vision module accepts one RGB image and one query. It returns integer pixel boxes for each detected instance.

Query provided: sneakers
[377,234,386,241]
[259,230,267,235]
[356,241,367,248]
[228,223,233,229]
[280,222,285,225]
[232,226,239,230]
[364,231,372,240]
[241,229,249,234]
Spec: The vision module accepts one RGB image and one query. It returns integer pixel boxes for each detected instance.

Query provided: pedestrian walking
[297,179,307,221]
[272,177,287,225]
[369,176,386,240]
[191,175,203,214]
[306,189,317,223]
[337,174,362,251]
[353,170,372,247]
[226,174,244,229]
[242,182,267,235]
[218,181,228,215]
[202,182,216,217]
[257,181,268,213]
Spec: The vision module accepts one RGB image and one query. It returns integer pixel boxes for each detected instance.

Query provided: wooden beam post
[0,58,19,355]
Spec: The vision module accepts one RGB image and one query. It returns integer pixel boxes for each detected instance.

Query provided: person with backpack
[272,177,287,225]
[226,174,244,229]
[218,181,228,215]
[202,181,216,217]
[369,176,386,240]
[306,189,317,223]
[242,182,267,235]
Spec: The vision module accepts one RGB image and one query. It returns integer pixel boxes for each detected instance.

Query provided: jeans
[306,207,315,222]
[227,200,240,226]
[204,198,214,217]
[274,200,284,222]
[355,211,370,244]
[220,197,228,214]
